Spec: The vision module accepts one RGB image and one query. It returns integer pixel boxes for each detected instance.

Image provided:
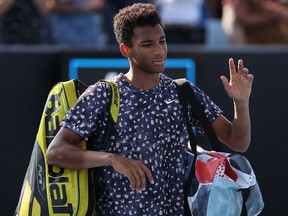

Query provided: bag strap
[90,79,120,151]
[174,78,223,151]
[104,80,120,124]
[74,79,89,98]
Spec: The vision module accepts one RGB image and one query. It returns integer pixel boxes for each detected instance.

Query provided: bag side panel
[15,80,93,216]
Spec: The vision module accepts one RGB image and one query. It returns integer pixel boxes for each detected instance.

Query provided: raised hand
[220,58,254,103]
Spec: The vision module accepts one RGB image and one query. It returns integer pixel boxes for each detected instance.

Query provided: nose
[153,44,165,56]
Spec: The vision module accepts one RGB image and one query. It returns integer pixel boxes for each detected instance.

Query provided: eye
[142,43,151,47]
[160,38,166,44]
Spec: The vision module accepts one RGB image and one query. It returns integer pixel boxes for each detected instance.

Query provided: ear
[120,43,130,58]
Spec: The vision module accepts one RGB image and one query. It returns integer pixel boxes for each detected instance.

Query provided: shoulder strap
[61,79,120,152]
[90,79,120,151]
[102,80,120,124]
[74,79,89,98]
[174,78,223,152]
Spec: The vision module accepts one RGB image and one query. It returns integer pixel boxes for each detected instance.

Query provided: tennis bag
[174,78,264,216]
[15,79,120,216]
[185,150,264,216]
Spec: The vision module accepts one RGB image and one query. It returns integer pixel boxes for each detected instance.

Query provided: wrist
[234,99,249,106]
[105,153,118,167]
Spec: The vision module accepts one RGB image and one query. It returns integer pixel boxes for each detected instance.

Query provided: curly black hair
[113,3,162,47]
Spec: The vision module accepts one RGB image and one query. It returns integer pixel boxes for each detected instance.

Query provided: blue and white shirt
[61,73,222,215]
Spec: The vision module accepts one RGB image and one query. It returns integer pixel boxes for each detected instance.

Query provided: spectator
[205,0,229,46]
[207,0,222,19]
[154,0,211,44]
[0,0,52,44]
[221,0,245,44]
[222,0,288,44]
[47,0,106,46]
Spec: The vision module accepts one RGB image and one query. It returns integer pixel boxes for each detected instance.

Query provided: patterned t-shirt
[61,73,222,215]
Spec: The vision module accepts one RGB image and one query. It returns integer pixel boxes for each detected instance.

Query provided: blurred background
[1,0,287,215]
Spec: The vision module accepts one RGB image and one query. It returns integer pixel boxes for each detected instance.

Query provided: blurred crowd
[1,0,288,46]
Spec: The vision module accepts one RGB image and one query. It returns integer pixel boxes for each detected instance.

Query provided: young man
[46,3,254,215]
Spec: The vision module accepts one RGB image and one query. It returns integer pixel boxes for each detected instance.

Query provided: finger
[220,75,229,92]
[247,73,254,81]
[141,164,154,185]
[243,68,249,77]
[237,59,244,74]
[138,169,146,192]
[229,58,236,75]
[132,169,144,193]
[126,171,136,191]
[129,166,146,193]
[135,164,154,192]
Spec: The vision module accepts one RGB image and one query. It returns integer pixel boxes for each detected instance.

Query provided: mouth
[152,58,166,66]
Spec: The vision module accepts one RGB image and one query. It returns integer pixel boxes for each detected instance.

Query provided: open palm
[220,58,254,103]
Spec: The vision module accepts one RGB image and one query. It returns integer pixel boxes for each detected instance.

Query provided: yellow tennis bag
[15,79,120,216]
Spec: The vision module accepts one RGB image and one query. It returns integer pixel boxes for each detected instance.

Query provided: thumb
[220,75,229,92]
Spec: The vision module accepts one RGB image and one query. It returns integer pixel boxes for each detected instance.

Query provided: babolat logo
[45,90,73,215]
[111,82,119,107]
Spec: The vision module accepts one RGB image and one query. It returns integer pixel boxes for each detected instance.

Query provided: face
[126,24,167,75]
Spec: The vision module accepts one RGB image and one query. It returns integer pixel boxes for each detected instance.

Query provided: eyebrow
[140,35,166,44]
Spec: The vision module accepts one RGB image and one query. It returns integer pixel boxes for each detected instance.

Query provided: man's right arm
[46,127,154,192]
[46,127,114,169]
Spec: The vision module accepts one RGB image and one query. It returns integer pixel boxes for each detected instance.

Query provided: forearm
[219,58,253,152]
[32,0,53,14]
[48,3,83,13]
[0,0,14,15]
[47,141,115,169]
[263,1,288,20]
[49,0,105,13]
[236,11,276,27]
[235,4,277,27]
[231,100,251,152]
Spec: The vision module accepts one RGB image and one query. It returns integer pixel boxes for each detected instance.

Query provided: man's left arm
[212,58,254,152]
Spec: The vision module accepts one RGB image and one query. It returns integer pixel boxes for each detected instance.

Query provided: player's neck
[124,70,160,90]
